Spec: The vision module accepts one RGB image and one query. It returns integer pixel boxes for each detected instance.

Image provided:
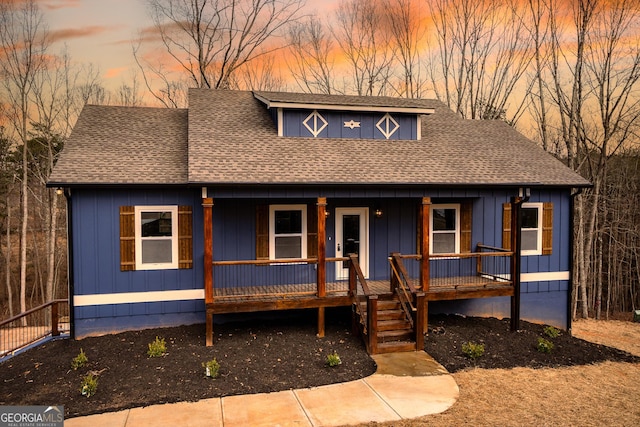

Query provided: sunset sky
[45,0,152,82]
[42,0,339,91]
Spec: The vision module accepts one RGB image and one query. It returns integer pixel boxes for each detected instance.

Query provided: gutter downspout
[568,188,583,333]
[63,188,75,339]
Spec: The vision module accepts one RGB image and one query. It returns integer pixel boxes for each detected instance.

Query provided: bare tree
[287,17,336,94]
[0,0,49,317]
[334,0,394,96]
[136,0,306,105]
[426,0,532,121]
[542,0,640,319]
[383,0,427,98]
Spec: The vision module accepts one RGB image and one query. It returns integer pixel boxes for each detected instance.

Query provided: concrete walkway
[65,351,459,427]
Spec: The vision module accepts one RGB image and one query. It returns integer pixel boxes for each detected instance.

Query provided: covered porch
[202,196,524,354]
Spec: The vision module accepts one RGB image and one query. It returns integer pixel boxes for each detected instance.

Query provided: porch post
[510,196,522,331]
[317,197,327,338]
[317,197,327,297]
[420,197,431,292]
[420,197,431,333]
[203,197,214,346]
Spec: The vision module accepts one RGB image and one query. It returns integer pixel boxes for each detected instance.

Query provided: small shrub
[203,358,220,378]
[537,337,555,353]
[147,336,167,357]
[71,348,88,370]
[80,373,98,397]
[326,352,342,367]
[462,341,485,360]
[543,326,560,339]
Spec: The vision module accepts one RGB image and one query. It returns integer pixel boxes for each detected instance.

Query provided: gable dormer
[253,91,434,141]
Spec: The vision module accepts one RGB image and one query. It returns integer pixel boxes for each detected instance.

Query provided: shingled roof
[49,105,188,185]
[49,89,590,188]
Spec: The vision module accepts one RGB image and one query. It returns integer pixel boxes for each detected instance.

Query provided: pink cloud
[104,66,128,79]
[49,25,116,43]
[39,0,82,11]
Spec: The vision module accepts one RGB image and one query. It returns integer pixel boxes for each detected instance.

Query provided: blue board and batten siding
[70,186,572,338]
[281,109,418,140]
[71,189,205,337]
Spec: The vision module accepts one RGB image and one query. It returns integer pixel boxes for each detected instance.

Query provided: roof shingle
[50,89,590,188]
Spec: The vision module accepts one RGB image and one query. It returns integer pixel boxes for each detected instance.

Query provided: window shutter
[460,202,472,253]
[542,202,553,255]
[307,204,318,258]
[120,206,136,271]
[178,206,193,269]
[502,203,512,251]
[256,205,269,259]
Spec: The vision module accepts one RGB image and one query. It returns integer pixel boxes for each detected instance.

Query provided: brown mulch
[1,308,638,419]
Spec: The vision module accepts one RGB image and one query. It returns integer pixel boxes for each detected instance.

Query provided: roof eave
[253,92,435,115]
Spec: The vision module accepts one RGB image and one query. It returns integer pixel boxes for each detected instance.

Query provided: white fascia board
[253,93,434,115]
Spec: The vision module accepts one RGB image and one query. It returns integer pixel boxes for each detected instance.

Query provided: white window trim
[521,202,543,256]
[134,205,179,270]
[269,204,307,260]
[430,204,460,255]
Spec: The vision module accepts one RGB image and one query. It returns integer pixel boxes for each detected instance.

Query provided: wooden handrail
[0,299,67,328]
[389,255,416,328]
[349,254,372,296]
[211,257,349,266]
[429,251,514,259]
[477,243,512,253]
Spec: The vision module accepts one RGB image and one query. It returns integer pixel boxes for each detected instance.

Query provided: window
[120,205,192,271]
[269,205,307,260]
[502,202,553,256]
[521,203,543,255]
[134,206,179,270]
[430,204,460,254]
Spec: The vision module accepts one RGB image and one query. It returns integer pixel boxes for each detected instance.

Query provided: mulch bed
[425,314,640,372]
[1,308,638,419]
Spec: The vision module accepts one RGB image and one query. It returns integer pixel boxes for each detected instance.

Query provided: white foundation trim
[521,271,570,282]
[74,289,205,307]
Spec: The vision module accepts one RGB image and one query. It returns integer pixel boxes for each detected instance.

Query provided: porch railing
[389,253,425,348]
[347,254,378,354]
[0,299,70,360]
[210,258,351,299]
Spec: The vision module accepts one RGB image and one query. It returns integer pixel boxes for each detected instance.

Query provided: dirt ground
[1,309,639,424]
[356,317,640,427]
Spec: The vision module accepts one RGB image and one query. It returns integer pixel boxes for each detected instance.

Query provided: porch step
[377,299,401,310]
[378,319,412,331]
[376,340,417,354]
[354,294,418,355]
[377,309,405,321]
[377,329,413,342]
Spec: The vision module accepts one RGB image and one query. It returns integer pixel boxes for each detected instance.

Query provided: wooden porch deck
[208,275,513,314]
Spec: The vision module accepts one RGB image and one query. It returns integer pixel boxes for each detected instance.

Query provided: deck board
[208,275,512,313]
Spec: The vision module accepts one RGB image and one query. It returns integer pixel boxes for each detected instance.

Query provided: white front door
[335,208,369,280]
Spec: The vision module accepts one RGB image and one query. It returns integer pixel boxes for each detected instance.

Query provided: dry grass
[354,319,640,427]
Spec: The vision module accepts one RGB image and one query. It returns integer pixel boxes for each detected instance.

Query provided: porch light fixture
[324,210,330,218]
[55,188,63,195]
[375,208,383,218]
